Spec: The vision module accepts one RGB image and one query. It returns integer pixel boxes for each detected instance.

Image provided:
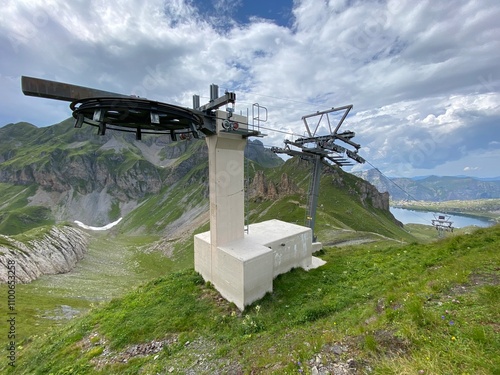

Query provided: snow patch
[74,217,122,231]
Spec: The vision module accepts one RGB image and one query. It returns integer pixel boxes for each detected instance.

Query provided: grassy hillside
[116,143,208,236]
[0,183,55,235]
[249,158,413,244]
[3,224,498,374]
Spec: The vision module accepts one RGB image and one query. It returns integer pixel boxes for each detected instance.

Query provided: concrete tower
[194,111,324,310]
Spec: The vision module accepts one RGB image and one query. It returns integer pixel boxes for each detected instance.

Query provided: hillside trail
[322,228,407,247]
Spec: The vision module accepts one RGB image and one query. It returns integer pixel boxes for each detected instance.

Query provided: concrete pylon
[205,114,246,247]
[194,110,324,310]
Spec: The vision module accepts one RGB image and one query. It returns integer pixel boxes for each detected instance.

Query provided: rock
[331,345,345,355]
[347,358,357,369]
[279,173,299,195]
[0,226,88,283]
[311,365,319,375]
[249,171,301,200]
[249,170,268,198]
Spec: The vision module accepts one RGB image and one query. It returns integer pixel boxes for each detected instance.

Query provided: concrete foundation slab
[194,219,325,310]
[246,219,312,277]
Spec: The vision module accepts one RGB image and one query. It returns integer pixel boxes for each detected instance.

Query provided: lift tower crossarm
[302,105,353,137]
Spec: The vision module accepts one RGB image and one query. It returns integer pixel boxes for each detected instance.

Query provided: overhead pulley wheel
[70,97,204,140]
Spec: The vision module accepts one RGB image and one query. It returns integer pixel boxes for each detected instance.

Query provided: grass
[118,177,207,235]
[0,206,54,235]
[0,232,180,353]
[3,224,498,374]
[0,184,38,211]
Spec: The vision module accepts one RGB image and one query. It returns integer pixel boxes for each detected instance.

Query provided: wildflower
[449,321,455,325]
[451,336,456,341]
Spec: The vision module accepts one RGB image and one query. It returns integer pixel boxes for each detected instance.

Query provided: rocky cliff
[326,166,390,211]
[245,139,284,168]
[249,170,301,200]
[0,226,88,283]
[249,159,391,212]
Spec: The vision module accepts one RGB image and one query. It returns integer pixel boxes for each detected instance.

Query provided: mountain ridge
[1,120,397,234]
[0,119,283,227]
[355,169,500,201]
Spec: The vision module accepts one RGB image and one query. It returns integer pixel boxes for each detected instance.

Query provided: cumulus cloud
[0,0,499,177]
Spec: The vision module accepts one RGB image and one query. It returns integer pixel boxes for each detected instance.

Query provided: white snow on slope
[74,218,122,231]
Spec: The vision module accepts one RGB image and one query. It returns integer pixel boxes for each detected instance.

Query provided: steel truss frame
[271,106,365,240]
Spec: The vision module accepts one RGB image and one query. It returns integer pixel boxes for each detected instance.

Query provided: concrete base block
[216,239,274,310]
[194,219,326,310]
[312,242,323,253]
[193,232,212,282]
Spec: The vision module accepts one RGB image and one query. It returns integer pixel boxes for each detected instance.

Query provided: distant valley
[354,169,500,201]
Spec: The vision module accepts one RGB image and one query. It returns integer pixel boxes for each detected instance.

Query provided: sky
[1,0,499,178]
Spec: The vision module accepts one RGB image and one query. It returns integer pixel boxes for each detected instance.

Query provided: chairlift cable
[362,160,435,224]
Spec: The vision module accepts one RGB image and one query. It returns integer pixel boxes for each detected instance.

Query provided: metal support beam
[21,76,130,102]
[192,94,200,109]
[196,91,236,112]
[306,155,323,241]
[302,105,353,137]
[210,84,219,101]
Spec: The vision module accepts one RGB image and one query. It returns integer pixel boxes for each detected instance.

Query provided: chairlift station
[21,76,364,310]
[432,213,454,237]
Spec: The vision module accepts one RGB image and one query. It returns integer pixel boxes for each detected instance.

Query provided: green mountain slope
[0,183,54,235]
[1,118,408,242]
[249,158,411,243]
[0,121,284,229]
[4,224,498,374]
